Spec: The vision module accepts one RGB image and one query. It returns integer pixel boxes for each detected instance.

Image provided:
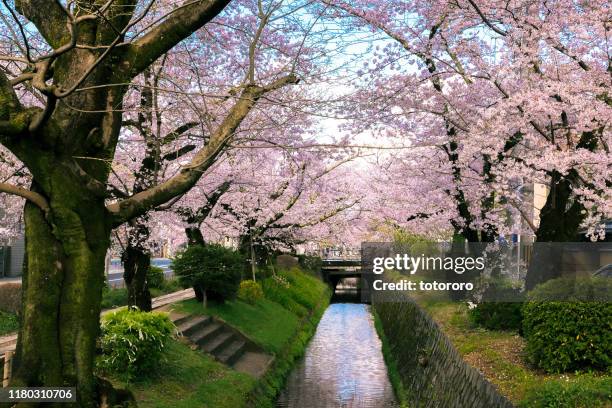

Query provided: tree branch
[466,0,508,36]
[106,74,299,225]
[125,0,232,77]
[14,0,68,49]
[0,182,49,213]
[162,122,199,145]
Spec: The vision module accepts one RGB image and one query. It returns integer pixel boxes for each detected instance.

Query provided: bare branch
[465,0,508,36]
[125,0,231,77]
[0,182,49,213]
[107,74,299,225]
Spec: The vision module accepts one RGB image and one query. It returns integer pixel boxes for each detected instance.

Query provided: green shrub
[238,280,264,305]
[172,244,242,304]
[0,311,19,335]
[101,287,128,309]
[262,277,307,317]
[522,277,612,373]
[150,279,182,298]
[519,375,612,408]
[469,302,523,331]
[0,283,21,314]
[261,269,329,317]
[147,266,165,289]
[297,255,322,274]
[99,309,175,381]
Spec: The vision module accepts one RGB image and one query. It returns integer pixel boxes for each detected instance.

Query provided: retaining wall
[373,292,514,408]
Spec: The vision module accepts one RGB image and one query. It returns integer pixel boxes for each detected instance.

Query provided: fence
[1,351,13,388]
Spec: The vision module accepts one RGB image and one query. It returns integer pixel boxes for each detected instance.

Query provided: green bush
[0,283,21,314]
[0,311,19,335]
[296,255,322,274]
[99,309,175,381]
[238,280,264,305]
[102,286,127,308]
[147,266,165,289]
[522,277,612,373]
[101,287,128,309]
[469,302,523,331]
[172,244,243,303]
[519,375,612,408]
[150,279,182,298]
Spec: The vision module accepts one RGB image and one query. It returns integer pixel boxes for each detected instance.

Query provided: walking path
[0,277,21,286]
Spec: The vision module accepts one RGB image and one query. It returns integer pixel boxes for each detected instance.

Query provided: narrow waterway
[277,303,398,408]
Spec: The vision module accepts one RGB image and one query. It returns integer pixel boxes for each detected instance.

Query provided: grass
[419,300,611,407]
[174,297,300,354]
[139,267,331,407]
[0,311,18,335]
[372,310,408,408]
[115,340,256,408]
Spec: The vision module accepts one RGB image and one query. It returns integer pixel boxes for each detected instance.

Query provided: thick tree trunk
[122,245,152,312]
[185,226,205,246]
[535,171,585,243]
[525,170,586,290]
[11,189,111,407]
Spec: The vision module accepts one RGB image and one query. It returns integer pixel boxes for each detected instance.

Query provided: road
[106,258,174,288]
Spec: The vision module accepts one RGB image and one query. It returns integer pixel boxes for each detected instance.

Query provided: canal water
[277,303,398,408]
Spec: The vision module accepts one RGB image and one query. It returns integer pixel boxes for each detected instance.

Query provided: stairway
[172,313,273,377]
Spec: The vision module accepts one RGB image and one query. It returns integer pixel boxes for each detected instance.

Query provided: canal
[277,302,398,408]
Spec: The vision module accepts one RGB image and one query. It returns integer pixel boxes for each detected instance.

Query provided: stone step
[201,331,234,355]
[232,351,275,379]
[190,322,223,345]
[172,313,193,328]
[217,340,246,366]
[176,315,211,337]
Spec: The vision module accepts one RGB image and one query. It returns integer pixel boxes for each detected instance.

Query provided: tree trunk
[11,189,110,407]
[525,171,586,290]
[122,245,152,312]
[185,226,205,246]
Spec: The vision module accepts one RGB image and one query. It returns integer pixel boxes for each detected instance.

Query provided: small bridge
[321,257,370,302]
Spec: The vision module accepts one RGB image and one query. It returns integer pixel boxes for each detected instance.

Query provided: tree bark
[11,183,110,407]
[185,227,206,247]
[122,244,152,312]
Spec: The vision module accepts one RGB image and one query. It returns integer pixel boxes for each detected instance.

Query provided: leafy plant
[0,283,21,314]
[101,287,128,309]
[147,265,165,289]
[469,302,523,331]
[98,309,175,381]
[0,311,19,335]
[522,277,612,373]
[238,280,264,305]
[172,244,243,305]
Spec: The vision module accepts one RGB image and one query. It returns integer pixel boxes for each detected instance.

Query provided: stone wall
[373,293,514,408]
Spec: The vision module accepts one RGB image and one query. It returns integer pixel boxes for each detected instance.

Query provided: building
[0,234,25,278]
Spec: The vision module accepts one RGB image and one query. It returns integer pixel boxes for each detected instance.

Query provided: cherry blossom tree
[324,0,610,251]
[0,0,323,403]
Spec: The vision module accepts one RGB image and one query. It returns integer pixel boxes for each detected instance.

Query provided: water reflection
[277,303,398,408]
